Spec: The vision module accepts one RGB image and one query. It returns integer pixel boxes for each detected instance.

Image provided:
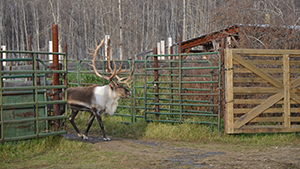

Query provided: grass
[71,113,300,146]
[0,135,154,169]
[1,114,300,168]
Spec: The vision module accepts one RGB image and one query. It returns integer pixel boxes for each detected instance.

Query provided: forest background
[0,0,299,60]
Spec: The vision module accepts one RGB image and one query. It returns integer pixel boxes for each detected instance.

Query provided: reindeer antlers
[87,38,134,88]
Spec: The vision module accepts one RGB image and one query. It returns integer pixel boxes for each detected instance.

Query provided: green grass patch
[0,135,156,169]
[70,113,300,147]
[1,113,300,169]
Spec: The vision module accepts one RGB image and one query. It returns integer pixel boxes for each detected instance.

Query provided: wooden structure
[225,49,300,133]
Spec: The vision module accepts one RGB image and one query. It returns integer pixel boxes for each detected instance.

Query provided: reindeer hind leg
[68,109,84,139]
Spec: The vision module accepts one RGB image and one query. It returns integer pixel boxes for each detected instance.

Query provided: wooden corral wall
[225,49,300,134]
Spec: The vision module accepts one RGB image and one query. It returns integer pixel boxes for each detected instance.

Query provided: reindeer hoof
[77,133,83,138]
[77,133,89,140]
[82,134,89,140]
[103,137,111,141]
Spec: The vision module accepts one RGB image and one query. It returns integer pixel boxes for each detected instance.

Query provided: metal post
[36,53,40,86]
[63,43,68,88]
[153,47,159,117]
[168,37,173,59]
[63,43,68,132]
[178,36,182,54]
[221,38,226,130]
[0,50,3,141]
[0,50,2,88]
[179,53,182,122]
[28,35,32,81]
[160,39,165,60]
[52,25,59,130]
[28,35,32,65]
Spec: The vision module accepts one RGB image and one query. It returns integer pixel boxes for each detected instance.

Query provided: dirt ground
[63,133,300,169]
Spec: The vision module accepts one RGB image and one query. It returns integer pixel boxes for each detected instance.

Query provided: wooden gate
[225,49,300,134]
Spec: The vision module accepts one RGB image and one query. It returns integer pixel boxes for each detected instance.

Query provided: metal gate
[140,53,222,131]
[0,50,67,142]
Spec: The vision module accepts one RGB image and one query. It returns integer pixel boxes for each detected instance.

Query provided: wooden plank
[234,60,300,65]
[234,60,282,65]
[234,77,269,83]
[233,54,283,88]
[234,77,300,83]
[290,60,300,65]
[234,117,283,123]
[231,125,300,134]
[233,87,279,94]
[291,93,300,104]
[231,49,300,56]
[234,99,298,104]
[234,117,300,123]
[234,108,300,114]
[233,91,284,129]
[283,54,291,128]
[225,49,234,133]
[291,77,300,88]
[234,68,300,74]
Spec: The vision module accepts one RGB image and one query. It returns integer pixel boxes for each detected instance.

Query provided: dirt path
[63,134,300,169]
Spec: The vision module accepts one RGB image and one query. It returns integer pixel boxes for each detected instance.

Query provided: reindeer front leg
[94,109,110,141]
[82,113,96,139]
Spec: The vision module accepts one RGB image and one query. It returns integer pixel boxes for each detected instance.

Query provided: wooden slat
[225,49,234,133]
[234,77,300,83]
[242,117,300,123]
[234,68,300,74]
[233,91,284,129]
[232,49,300,56]
[234,99,298,104]
[291,93,300,105]
[234,60,281,65]
[283,54,291,128]
[233,87,279,94]
[232,125,300,134]
[234,77,272,83]
[234,60,300,65]
[234,108,300,114]
[291,77,300,88]
[290,60,300,65]
[234,117,282,123]
[233,54,283,88]
[234,116,300,123]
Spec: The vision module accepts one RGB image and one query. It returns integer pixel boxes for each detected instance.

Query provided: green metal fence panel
[143,53,222,132]
[0,50,68,142]
[52,54,221,131]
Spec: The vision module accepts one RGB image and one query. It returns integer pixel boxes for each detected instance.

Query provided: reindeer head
[109,82,131,98]
[88,39,133,98]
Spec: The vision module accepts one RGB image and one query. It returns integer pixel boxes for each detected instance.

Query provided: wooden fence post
[225,49,233,133]
[283,54,291,128]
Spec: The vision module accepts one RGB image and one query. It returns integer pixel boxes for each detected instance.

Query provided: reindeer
[62,39,133,141]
